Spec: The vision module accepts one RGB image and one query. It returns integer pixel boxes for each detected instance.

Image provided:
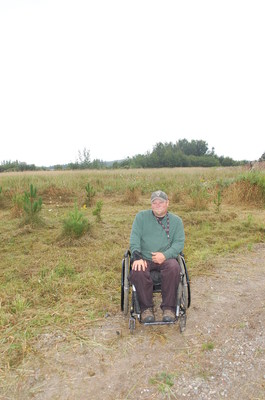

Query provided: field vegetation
[0,167,264,370]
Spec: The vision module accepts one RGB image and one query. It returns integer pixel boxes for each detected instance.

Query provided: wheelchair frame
[121,250,191,333]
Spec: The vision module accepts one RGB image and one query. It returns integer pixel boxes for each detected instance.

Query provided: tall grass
[0,167,264,369]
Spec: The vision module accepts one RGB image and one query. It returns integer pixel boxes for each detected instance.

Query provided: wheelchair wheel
[177,254,191,332]
[177,254,191,309]
[121,251,130,315]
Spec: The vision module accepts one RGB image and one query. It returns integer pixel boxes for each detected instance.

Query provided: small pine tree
[214,190,222,213]
[85,182,96,207]
[92,201,103,222]
[63,203,90,238]
[22,184,43,225]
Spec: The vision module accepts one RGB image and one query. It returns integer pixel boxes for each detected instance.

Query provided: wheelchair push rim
[121,250,131,315]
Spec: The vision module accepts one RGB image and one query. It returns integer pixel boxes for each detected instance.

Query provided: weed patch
[186,183,210,211]
[202,341,214,351]
[123,185,141,205]
[223,171,265,207]
[150,371,176,398]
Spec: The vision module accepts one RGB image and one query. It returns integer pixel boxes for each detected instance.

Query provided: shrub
[62,203,90,238]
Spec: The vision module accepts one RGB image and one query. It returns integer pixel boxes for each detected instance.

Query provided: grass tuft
[201,341,214,351]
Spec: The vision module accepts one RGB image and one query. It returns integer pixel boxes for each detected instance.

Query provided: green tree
[77,147,91,169]
[177,139,208,156]
[259,152,265,162]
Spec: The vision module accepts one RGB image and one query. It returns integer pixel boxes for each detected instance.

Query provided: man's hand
[132,259,147,271]
[151,252,166,264]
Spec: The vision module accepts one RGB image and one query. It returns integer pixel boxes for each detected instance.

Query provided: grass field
[0,167,264,369]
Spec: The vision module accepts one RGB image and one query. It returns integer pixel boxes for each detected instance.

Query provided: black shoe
[141,308,155,323]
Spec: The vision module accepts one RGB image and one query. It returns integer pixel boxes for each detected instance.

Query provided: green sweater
[130,210,185,261]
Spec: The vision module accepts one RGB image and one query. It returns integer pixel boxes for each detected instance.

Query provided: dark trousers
[129,259,181,313]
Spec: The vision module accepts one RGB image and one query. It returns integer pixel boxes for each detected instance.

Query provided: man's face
[151,199,169,217]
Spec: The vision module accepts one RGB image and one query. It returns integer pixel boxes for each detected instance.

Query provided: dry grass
[0,167,264,369]
[223,180,264,207]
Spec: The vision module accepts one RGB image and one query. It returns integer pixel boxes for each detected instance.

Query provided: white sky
[0,0,264,166]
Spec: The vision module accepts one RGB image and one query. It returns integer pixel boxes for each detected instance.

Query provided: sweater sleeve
[129,213,142,256]
[163,216,185,259]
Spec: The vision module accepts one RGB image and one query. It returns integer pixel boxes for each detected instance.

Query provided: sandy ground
[1,243,264,400]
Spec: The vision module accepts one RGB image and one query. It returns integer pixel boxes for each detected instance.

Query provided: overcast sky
[0,0,264,166]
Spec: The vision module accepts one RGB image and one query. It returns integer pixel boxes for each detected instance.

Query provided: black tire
[122,254,130,315]
[177,255,189,311]
[121,258,125,311]
[182,256,191,308]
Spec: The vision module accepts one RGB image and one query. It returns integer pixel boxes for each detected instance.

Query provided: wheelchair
[121,250,191,333]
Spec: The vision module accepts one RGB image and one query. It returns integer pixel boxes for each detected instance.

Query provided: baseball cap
[151,190,168,202]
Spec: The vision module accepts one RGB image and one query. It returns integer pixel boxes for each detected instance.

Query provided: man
[129,190,185,323]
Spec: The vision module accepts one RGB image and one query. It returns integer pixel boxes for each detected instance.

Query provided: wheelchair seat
[150,269,162,292]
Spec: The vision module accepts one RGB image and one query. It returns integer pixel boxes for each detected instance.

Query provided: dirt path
[1,244,265,400]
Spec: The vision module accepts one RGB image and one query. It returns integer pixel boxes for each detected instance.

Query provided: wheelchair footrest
[142,320,177,326]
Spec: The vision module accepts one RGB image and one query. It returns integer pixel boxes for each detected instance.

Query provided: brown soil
[1,244,265,400]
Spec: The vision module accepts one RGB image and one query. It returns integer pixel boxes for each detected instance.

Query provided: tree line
[1,139,258,172]
[113,139,246,169]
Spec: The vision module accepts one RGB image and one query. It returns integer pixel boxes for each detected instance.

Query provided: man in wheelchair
[129,190,185,323]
